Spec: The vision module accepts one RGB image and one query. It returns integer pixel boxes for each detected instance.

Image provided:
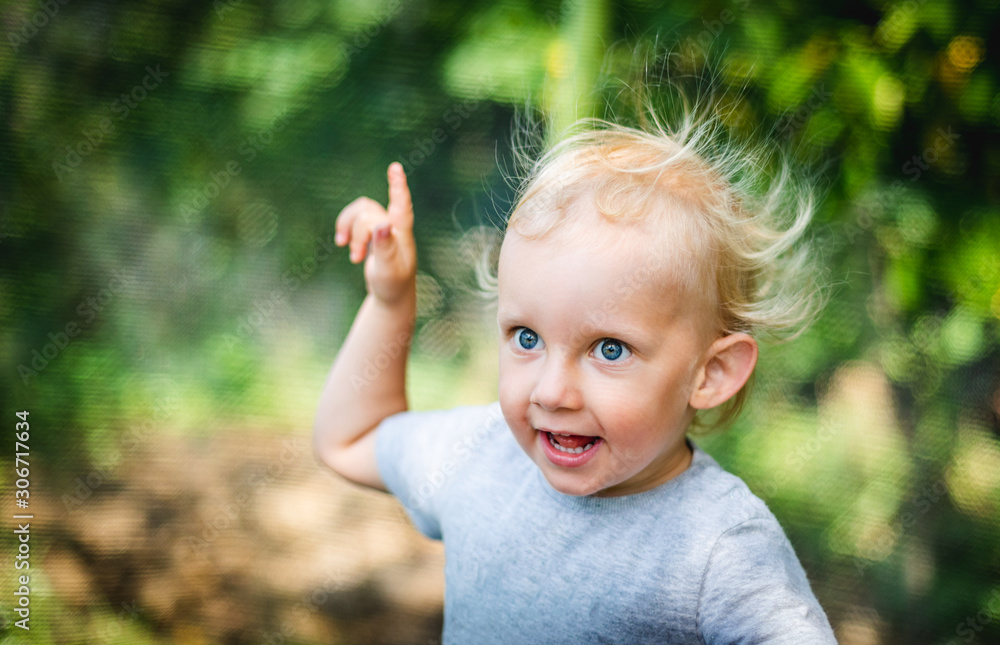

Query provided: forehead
[499,195,702,297]
[497,203,704,327]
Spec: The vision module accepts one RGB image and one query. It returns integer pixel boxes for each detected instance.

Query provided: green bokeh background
[1,0,999,642]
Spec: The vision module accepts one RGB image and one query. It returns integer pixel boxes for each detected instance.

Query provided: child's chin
[540,469,606,497]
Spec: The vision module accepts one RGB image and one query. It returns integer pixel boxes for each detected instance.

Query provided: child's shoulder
[685,444,833,639]
[376,401,510,472]
[675,440,782,531]
[377,400,506,444]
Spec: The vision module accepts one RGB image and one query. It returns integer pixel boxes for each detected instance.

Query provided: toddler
[314,100,838,643]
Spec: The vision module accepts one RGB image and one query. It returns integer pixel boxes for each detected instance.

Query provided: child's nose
[529,356,583,411]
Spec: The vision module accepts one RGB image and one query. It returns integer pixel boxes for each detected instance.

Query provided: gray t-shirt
[375,402,837,644]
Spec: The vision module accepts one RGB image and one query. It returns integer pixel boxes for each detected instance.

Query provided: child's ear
[689,333,758,410]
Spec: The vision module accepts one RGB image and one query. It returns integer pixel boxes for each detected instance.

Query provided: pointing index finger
[386,162,413,231]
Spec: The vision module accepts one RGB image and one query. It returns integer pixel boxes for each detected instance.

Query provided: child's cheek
[498,358,530,398]
[496,374,523,421]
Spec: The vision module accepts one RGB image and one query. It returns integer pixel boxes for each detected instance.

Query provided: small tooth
[547,433,599,454]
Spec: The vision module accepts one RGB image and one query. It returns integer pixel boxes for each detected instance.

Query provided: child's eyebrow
[580,321,652,346]
[496,311,520,327]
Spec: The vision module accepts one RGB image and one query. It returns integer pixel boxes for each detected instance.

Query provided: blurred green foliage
[1,0,999,642]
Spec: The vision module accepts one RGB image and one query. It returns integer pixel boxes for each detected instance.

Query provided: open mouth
[538,429,603,467]
[546,431,598,454]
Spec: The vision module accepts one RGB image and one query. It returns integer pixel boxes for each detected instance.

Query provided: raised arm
[314,162,417,490]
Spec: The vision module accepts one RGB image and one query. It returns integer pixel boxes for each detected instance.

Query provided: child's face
[497,202,717,497]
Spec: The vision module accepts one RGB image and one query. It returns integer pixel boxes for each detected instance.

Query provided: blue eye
[596,338,630,361]
[515,328,539,350]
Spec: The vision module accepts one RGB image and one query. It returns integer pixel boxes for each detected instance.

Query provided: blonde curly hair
[476,89,827,431]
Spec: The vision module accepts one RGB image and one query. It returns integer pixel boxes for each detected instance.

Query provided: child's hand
[334,162,417,305]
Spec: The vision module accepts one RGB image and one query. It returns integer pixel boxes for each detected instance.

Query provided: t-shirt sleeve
[375,403,503,540]
[697,517,837,644]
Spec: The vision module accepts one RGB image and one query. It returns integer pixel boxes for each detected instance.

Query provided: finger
[335,199,363,247]
[349,217,375,263]
[386,162,414,232]
[335,197,378,247]
[370,221,396,259]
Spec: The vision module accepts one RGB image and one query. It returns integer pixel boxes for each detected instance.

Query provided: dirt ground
[14,430,445,644]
